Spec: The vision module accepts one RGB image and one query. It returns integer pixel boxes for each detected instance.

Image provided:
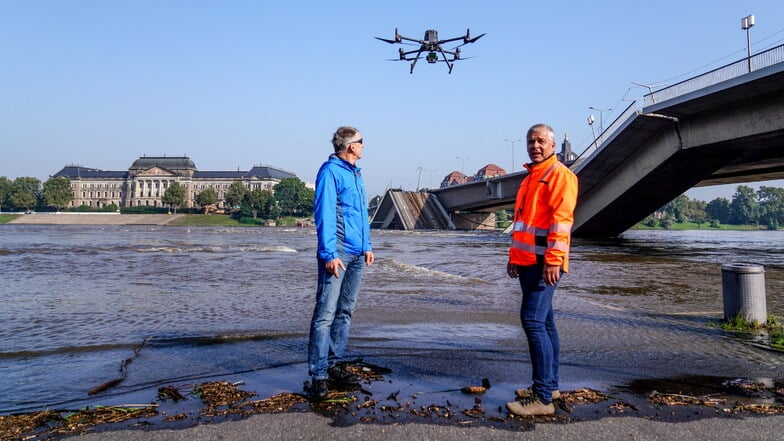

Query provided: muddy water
[0,226,782,414]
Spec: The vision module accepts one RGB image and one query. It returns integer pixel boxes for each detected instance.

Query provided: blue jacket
[314,154,372,261]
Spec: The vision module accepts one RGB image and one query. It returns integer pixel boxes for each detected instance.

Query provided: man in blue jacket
[308,126,374,400]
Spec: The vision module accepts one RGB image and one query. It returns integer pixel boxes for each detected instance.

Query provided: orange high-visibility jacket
[509,154,578,272]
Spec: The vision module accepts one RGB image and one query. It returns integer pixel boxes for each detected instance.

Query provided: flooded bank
[0,226,782,419]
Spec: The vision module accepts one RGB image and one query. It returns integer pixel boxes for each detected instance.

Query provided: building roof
[193,171,248,179]
[53,166,129,179]
[247,166,297,180]
[130,156,197,170]
[475,163,507,178]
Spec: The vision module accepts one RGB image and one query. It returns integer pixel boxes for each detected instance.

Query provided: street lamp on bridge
[504,138,521,172]
[455,156,469,175]
[742,14,755,73]
[587,114,597,148]
[588,106,612,134]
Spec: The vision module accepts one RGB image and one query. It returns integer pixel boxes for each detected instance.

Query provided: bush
[661,219,674,229]
[238,216,265,225]
[121,206,170,214]
[710,219,721,228]
[277,217,298,227]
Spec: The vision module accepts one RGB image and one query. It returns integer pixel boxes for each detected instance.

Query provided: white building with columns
[52,156,300,210]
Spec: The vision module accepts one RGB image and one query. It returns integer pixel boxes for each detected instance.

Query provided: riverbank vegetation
[636,185,783,230]
[0,214,18,224]
[710,314,784,350]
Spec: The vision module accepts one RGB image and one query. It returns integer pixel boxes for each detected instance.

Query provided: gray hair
[331,126,359,154]
[527,124,556,143]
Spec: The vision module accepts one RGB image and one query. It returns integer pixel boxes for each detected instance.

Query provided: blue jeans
[517,264,560,404]
[308,252,365,380]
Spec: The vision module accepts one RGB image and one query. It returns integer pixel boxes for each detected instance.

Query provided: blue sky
[2,1,783,201]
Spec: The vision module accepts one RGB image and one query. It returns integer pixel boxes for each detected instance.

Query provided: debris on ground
[4,373,784,440]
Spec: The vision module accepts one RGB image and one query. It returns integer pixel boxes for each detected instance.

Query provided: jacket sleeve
[360,177,372,253]
[314,166,338,262]
[544,168,577,269]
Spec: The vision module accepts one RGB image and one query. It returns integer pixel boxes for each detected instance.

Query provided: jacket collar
[523,153,557,173]
[328,153,362,173]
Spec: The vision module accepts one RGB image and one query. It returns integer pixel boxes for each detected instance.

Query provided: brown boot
[506,397,555,416]
[515,387,560,400]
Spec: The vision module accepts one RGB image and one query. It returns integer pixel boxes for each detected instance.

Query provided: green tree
[705,197,731,224]
[241,189,272,219]
[273,177,314,216]
[43,177,73,211]
[162,181,186,213]
[225,181,248,208]
[0,176,11,212]
[730,185,759,225]
[758,186,784,228]
[661,194,690,223]
[195,187,218,211]
[687,198,706,223]
[9,177,41,211]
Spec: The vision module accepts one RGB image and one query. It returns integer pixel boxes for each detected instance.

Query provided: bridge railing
[644,43,784,106]
[571,101,638,170]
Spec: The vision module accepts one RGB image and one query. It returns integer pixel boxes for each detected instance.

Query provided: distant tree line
[644,184,784,229]
[0,175,316,220]
[0,176,78,213]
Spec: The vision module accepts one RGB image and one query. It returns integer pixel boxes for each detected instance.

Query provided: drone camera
[426,52,438,63]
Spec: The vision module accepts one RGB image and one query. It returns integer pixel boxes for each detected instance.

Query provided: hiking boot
[515,387,561,400]
[506,397,555,416]
[310,379,328,401]
[327,364,361,385]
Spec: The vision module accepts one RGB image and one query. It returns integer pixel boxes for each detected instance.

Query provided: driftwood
[87,336,152,395]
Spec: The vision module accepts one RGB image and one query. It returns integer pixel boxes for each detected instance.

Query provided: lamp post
[742,15,755,73]
[587,114,597,149]
[504,138,521,172]
[455,156,469,175]
[631,81,666,104]
[588,106,612,134]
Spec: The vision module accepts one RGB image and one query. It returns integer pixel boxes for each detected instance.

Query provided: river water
[0,226,782,414]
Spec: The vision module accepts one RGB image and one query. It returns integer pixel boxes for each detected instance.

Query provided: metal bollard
[721,263,767,324]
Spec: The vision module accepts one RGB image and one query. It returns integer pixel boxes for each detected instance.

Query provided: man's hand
[506,261,518,279]
[543,264,561,286]
[325,258,346,278]
[365,251,375,266]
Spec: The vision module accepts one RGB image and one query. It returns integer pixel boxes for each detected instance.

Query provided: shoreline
[2,212,776,230]
[5,213,186,225]
[5,354,784,440]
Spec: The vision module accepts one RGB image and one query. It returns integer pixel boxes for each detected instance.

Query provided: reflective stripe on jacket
[509,154,578,272]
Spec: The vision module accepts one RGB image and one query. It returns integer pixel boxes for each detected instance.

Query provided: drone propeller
[375,37,397,44]
[456,32,486,47]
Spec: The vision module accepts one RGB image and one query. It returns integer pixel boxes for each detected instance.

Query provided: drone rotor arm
[436,36,465,45]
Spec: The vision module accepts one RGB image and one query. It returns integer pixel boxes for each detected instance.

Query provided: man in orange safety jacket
[505,123,578,417]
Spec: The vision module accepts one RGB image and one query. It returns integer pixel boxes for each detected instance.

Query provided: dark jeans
[517,263,560,403]
[308,252,365,380]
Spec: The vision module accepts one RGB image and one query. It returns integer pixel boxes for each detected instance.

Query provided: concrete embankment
[7,213,185,225]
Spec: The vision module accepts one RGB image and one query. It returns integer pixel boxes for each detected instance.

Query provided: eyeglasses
[346,138,363,146]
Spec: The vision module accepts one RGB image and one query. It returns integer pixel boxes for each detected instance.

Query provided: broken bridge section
[370,189,455,230]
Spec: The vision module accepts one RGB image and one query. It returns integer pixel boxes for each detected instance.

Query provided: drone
[375,28,485,74]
